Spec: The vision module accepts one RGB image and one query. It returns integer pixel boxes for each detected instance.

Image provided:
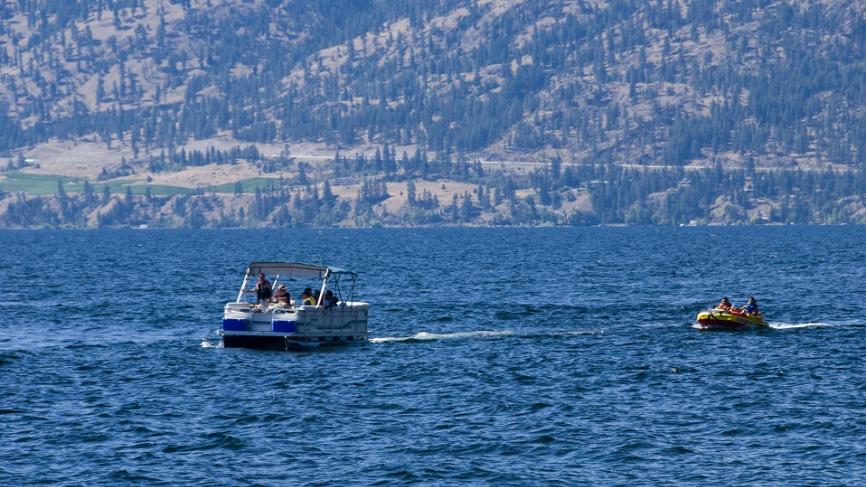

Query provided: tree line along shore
[2,150,865,227]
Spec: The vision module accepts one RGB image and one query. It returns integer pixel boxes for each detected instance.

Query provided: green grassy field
[0,172,288,196]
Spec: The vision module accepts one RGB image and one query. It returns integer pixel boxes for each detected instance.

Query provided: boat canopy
[246,262,357,280]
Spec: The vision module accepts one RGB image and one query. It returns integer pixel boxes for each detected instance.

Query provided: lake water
[1,227,865,484]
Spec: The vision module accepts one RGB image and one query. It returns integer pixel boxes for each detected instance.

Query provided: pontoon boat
[220,262,369,349]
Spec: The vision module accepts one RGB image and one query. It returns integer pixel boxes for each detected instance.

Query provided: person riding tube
[742,296,760,315]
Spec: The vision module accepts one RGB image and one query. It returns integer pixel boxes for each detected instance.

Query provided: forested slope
[2,0,866,227]
[3,0,866,166]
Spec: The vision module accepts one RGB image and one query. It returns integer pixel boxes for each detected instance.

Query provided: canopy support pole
[237,268,251,303]
[316,270,330,306]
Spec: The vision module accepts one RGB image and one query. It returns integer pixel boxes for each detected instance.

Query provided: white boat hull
[220,302,368,350]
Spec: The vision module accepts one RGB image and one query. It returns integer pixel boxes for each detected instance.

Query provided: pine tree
[406,179,417,206]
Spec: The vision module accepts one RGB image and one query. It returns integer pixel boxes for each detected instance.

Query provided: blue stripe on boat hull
[222,318,247,331]
[272,321,296,332]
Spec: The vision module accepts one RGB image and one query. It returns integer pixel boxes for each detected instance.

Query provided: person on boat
[313,290,321,306]
[252,272,272,304]
[742,296,760,315]
[272,285,291,308]
[717,297,732,310]
[300,288,315,306]
[323,290,337,309]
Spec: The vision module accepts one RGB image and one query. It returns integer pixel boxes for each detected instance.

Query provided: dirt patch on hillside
[143,162,273,188]
[22,141,136,178]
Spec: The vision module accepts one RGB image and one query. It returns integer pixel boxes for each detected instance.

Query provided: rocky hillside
[1,0,866,168]
[2,0,866,227]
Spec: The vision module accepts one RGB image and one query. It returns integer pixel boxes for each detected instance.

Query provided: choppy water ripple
[1,227,866,484]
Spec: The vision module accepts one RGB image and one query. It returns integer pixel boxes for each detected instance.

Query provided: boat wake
[768,319,863,330]
[200,338,223,348]
[369,329,601,344]
[768,322,828,330]
[692,320,862,330]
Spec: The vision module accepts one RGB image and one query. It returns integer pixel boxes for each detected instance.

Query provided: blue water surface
[1,226,865,485]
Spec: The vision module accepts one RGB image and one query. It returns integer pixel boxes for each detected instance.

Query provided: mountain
[1,0,866,227]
